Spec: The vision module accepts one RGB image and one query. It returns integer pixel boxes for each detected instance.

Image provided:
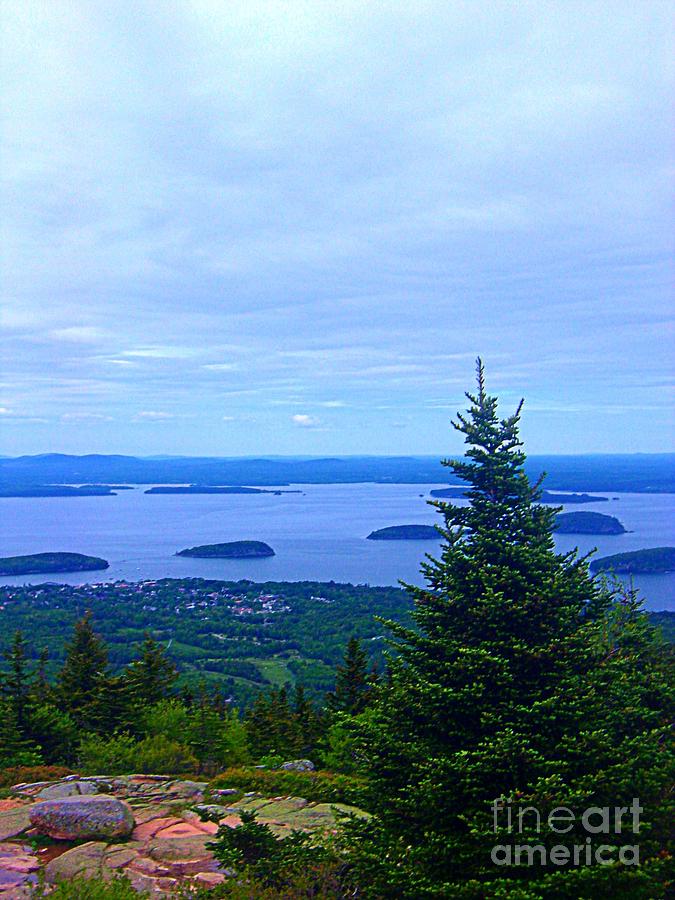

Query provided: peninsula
[145,486,299,495]
[554,512,626,535]
[177,541,276,559]
[590,547,675,574]
[428,488,608,504]
[367,525,440,541]
[0,485,117,497]
[0,552,110,576]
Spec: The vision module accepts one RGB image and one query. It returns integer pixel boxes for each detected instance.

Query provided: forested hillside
[0,579,410,705]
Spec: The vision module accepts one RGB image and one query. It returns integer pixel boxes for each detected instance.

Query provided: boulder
[44,841,108,883]
[36,780,99,800]
[279,759,315,772]
[30,796,134,840]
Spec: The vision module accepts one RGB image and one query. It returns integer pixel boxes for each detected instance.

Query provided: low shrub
[193,810,346,898]
[32,874,146,898]
[0,764,74,788]
[180,867,346,899]
[209,767,369,806]
[77,733,198,775]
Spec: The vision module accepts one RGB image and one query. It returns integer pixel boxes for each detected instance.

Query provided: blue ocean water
[0,484,672,610]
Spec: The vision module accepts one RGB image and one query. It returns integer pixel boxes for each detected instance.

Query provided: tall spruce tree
[4,631,31,730]
[58,612,110,730]
[327,637,374,716]
[124,634,178,709]
[349,362,673,899]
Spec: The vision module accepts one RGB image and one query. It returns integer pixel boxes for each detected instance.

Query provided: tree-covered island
[554,511,627,534]
[590,546,675,574]
[177,541,275,559]
[0,552,110,576]
[366,524,440,540]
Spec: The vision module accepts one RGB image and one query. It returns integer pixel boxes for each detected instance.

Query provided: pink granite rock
[131,816,182,841]
[29,797,134,840]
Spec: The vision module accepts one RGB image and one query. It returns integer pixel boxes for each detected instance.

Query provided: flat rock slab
[30,796,134,840]
[130,805,174,825]
[0,809,31,842]
[147,834,213,863]
[0,842,40,895]
[0,802,25,813]
[132,817,184,842]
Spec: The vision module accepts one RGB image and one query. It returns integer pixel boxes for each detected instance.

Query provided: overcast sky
[1,1,673,456]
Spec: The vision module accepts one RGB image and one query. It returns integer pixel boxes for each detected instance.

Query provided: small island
[0,552,110,576]
[554,512,626,535]
[367,525,440,541]
[540,491,608,504]
[145,486,299,495]
[176,541,276,559]
[590,547,675,574]
[0,485,117,497]
[429,487,466,498]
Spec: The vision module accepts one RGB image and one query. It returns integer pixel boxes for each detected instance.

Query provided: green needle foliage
[58,611,110,730]
[348,360,674,899]
[124,633,178,708]
[327,637,374,716]
[207,809,342,895]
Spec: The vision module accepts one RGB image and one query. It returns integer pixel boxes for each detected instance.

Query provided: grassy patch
[209,767,369,806]
[248,657,294,687]
[32,874,146,898]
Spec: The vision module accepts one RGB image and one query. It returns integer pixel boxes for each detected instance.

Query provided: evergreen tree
[124,634,178,709]
[58,612,109,730]
[0,700,42,767]
[293,683,324,756]
[327,637,374,716]
[4,631,31,730]
[349,362,674,899]
[26,703,78,765]
[34,646,52,705]
[186,685,250,773]
[246,686,304,760]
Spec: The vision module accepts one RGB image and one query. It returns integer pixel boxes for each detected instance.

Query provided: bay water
[0,484,672,610]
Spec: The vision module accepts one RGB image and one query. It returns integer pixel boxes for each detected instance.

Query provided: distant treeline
[0,452,673,492]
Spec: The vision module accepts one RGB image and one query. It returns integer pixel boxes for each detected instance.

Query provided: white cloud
[122,347,198,359]
[292,414,320,428]
[0,1,672,453]
[135,410,174,420]
[61,412,113,421]
[49,326,109,343]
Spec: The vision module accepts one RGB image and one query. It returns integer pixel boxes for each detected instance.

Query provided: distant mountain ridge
[0,453,673,492]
